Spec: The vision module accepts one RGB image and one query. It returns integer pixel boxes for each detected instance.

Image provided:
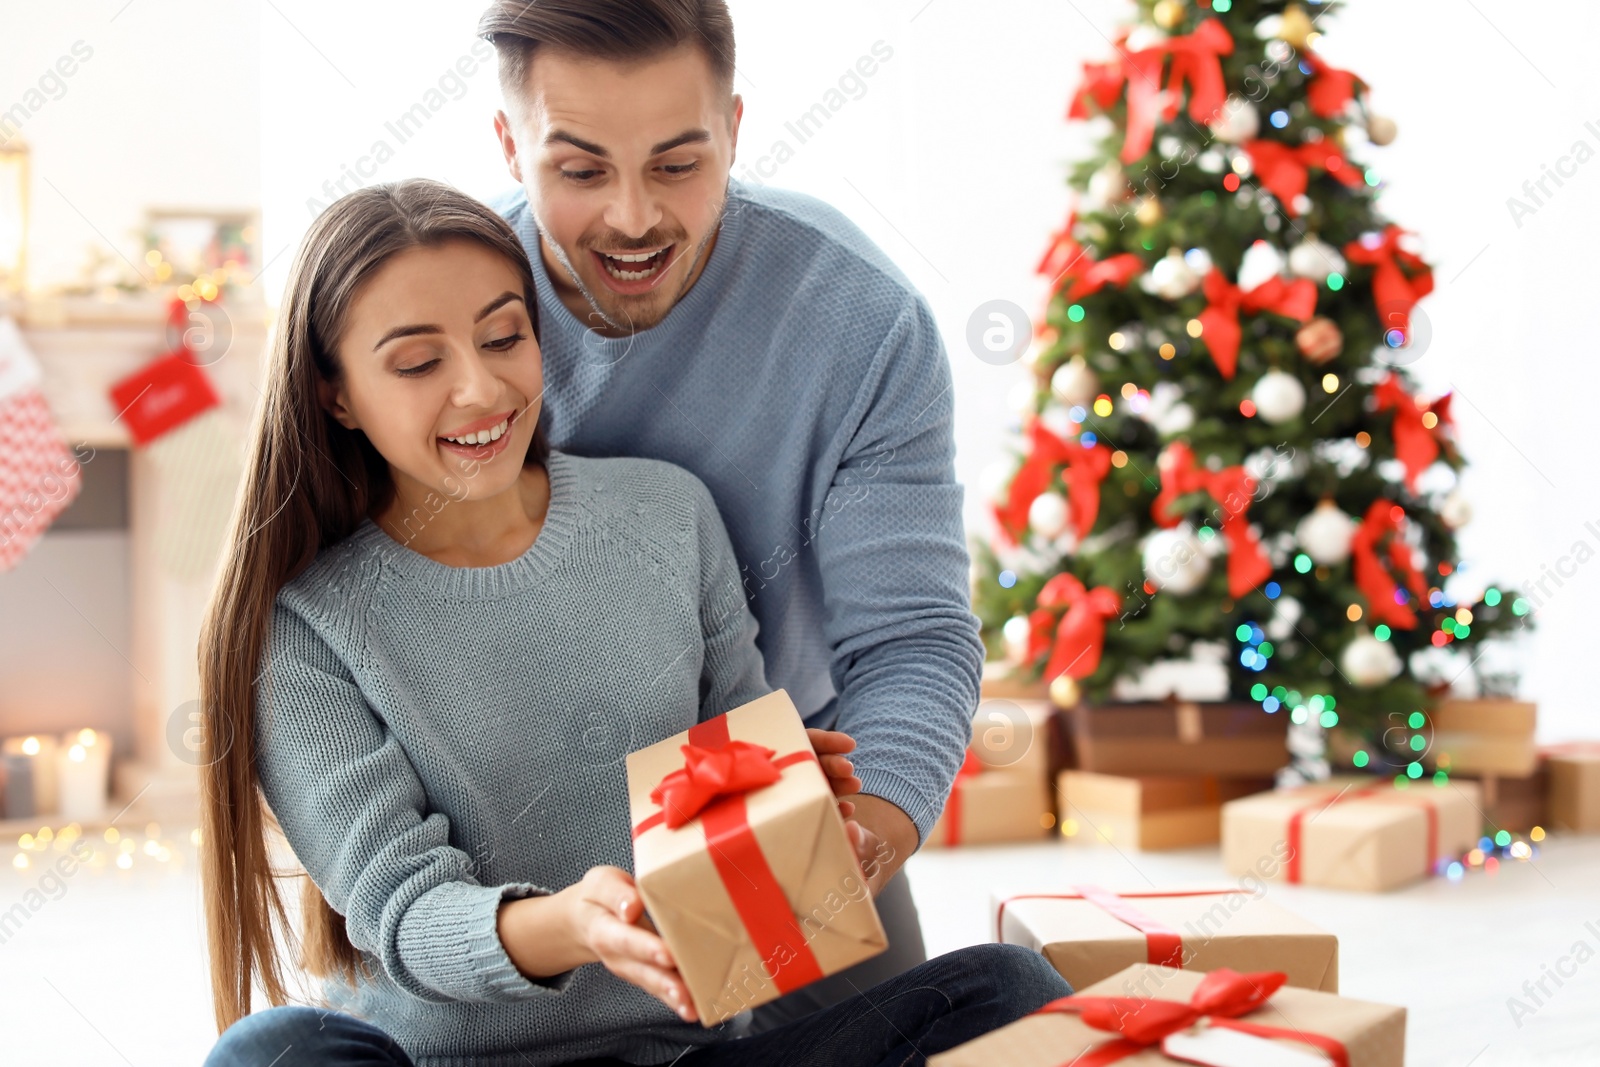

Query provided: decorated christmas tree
[973,0,1532,780]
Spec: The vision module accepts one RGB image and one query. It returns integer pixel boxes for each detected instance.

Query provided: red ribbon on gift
[1151,443,1272,599]
[993,422,1112,546]
[1033,968,1351,1067]
[994,888,1245,951]
[1344,225,1435,338]
[1285,784,1440,885]
[1067,21,1235,165]
[1350,499,1428,630]
[1304,51,1364,118]
[1374,374,1452,491]
[943,749,985,847]
[1026,574,1122,682]
[1243,139,1362,215]
[631,717,825,993]
[1195,268,1318,379]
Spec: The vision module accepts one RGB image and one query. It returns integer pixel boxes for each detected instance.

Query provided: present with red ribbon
[1222,778,1481,892]
[1544,742,1600,832]
[626,689,888,1024]
[929,963,1405,1067]
[994,884,1338,993]
[1425,698,1538,777]
[1064,701,1288,777]
[925,745,1054,849]
[1056,772,1274,852]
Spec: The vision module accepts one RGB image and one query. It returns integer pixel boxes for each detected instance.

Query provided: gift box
[929,964,1405,1067]
[993,885,1339,992]
[971,697,1058,780]
[1064,701,1288,777]
[1056,771,1275,851]
[1457,770,1547,834]
[626,690,888,1025]
[1426,698,1538,777]
[924,750,1052,848]
[1545,743,1600,832]
[1222,778,1481,892]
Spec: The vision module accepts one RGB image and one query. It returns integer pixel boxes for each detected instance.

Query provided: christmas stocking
[0,317,84,573]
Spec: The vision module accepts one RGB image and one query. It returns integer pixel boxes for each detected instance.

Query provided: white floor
[2,826,1597,1066]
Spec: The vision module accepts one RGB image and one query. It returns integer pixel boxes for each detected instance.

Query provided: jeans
[204,943,1070,1067]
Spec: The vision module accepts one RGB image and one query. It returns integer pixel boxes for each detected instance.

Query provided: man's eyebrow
[543,128,712,158]
[371,292,524,352]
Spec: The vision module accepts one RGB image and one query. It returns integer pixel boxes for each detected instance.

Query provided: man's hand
[805,727,919,898]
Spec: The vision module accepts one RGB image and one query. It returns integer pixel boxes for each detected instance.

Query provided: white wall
[243,0,1600,744]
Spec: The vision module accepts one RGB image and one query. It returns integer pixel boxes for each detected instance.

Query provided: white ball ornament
[1341,633,1402,687]
[1209,97,1260,144]
[1251,371,1307,425]
[1002,615,1033,665]
[1051,357,1099,408]
[1087,162,1131,208]
[1287,236,1348,280]
[1028,491,1071,540]
[1143,525,1211,595]
[1145,248,1203,301]
[1366,114,1398,146]
[1295,501,1356,565]
[1441,491,1473,530]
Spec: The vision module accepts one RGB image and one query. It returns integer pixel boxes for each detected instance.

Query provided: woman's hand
[807,727,861,798]
[565,865,697,1022]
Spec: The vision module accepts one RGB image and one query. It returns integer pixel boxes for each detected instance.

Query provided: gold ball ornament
[1153,0,1185,31]
[1048,672,1082,709]
[1278,4,1314,49]
[1296,317,1344,364]
[1366,114,1399,146]
[1135,196,1164,227]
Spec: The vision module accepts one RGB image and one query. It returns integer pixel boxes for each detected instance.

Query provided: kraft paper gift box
[1426,698,1539,776]
[1222,778,1481,892]
[1545,743,1600,832]
[1065,701,1288,777]
[970,697,1058,781]
[924,750,1051,848]
[929,964,1406,1067]
[1457,769,1547,834]
[626,690,888,1025]
[993,885,1339,992]
[1056,771,1274,851]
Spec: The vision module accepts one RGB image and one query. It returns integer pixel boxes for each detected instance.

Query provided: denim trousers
[204,942,1071,1067]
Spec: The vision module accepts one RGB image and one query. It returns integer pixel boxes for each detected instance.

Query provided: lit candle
[55,728,112,823]
[2,734,59,819]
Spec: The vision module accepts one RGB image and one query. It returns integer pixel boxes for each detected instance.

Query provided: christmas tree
[973,0,1531,780]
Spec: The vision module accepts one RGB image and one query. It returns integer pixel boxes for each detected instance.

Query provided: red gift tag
[108,351,221,446]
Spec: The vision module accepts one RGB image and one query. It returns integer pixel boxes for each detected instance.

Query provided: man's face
[494,43,741,336]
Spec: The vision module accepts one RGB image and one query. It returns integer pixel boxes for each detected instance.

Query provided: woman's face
[322,239,543,507]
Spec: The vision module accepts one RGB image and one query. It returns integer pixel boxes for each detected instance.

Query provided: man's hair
[478,0,736,118]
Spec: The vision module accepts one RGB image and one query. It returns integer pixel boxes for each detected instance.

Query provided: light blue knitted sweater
[256,451,773,1065]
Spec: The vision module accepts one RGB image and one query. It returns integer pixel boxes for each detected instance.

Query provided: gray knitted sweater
[253,450,772,1065]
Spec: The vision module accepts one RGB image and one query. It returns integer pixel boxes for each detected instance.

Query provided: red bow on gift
[1195,267,1318,379]
[1344,225,1435,338]
[1243,139,1362,215]
[648,739,784,829]
[1035,968,1351,1067]
[1026,573,1122,682]
[1304,51,1364,118]
[1374,373,1452,491]
[1069,21,1235,164]
[993,422,1113,546]
[1351,499,1428,630]
[1152,443,1272,599]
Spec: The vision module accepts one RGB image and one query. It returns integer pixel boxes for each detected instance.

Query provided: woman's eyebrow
[372,292,524,352]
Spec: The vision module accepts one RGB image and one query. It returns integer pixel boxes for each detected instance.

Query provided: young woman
[198,178,1068,1067]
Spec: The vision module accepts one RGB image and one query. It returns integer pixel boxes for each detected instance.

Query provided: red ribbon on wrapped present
[631,717,825,993]
[994,887,1247,959]
[1195,268,1319,379]
[1151,443,1273,599]
[1033,967,1351,1067]
[1026,574,1121,682]
[1350,499,1428,630]
[942,749,985,847]
[1344,225,1435,338]
[1284,784,1440,885]
[1374,373,1452,491]
[993,422,1112,546]
[1304,51,1364,118]
[1243,139,1362,214]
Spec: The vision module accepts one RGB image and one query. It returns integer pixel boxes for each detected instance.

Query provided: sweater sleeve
[687,472,773,719]
[253,599,579,1004]
[810,295,984,847]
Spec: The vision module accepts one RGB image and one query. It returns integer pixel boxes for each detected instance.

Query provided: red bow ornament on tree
[1025,573,1121,682]
[1036,210,1085,283]
[648,739,785,829]
[1243,139,1362,215]
[1152,443,1273,599]
[1373,373,1453,490]
[1058,251,1145,303]
[1350,500,1428,630]
[1195,268,1319,379]
[993,422,1113,546]
[1303,51,1365,118]
[1344,225,1435,339]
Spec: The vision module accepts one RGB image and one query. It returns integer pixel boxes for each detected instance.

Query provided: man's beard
[534,183,729,336]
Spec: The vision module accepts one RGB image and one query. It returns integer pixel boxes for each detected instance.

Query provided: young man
[479,0,983,1033]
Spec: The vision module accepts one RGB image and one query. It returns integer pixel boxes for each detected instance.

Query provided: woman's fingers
[591,915,697,1021]
[805,727,857,754]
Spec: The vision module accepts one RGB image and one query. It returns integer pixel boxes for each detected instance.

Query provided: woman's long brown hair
[198,178,549,1034]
